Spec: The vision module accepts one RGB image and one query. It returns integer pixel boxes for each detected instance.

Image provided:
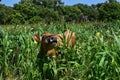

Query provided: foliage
[98,2,120,21]
[0,22,120,79]
[61,6,81,22]
[0,0,120,24]
[0,4,14,24]
[108,0,118,3]
[39,8,60,24]
[32,0,64,8]
[9,10,26,24]
[13,2,61,24]
[14,2,40,20]
[74,3,99,21]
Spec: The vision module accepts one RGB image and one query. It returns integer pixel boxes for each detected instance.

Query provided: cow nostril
[51,36,57,40]
[49,36,57,43]
[51,37,54,40]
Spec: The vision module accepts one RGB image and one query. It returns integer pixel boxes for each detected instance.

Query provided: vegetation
[0,0,120,79]
[0,0,120,24]
[0,21,120,79]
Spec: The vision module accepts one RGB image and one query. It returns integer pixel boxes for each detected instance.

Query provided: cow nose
[49,36,57,43]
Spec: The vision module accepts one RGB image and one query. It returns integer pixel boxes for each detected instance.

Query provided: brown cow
[34,29,76,58]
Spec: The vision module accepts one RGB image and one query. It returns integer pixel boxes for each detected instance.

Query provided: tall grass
[0,21,120,80]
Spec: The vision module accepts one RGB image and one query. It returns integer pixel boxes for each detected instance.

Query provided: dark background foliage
[0,0,120,24]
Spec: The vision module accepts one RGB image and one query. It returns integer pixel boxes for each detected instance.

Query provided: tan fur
[64,29,76,48]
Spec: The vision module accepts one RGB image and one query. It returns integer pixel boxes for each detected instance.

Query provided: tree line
[0,0,120,24]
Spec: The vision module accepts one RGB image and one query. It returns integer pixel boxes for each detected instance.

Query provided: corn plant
[0,21,120,80]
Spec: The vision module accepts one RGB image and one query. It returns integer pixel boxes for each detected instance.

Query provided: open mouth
[49,40,57,45]
[53,40,57,44]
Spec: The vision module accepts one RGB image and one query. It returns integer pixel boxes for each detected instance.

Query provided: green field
[0,21,120,80]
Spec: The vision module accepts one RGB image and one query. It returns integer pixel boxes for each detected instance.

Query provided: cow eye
[42,35,47,40]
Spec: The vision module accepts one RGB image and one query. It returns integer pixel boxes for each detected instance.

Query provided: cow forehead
[42,33,63,41]
[43,33,57,37]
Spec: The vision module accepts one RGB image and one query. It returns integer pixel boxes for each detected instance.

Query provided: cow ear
[64,29,71,40]
[64,29,76,48]
[69,32,76,48]
[33,34,42,43]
